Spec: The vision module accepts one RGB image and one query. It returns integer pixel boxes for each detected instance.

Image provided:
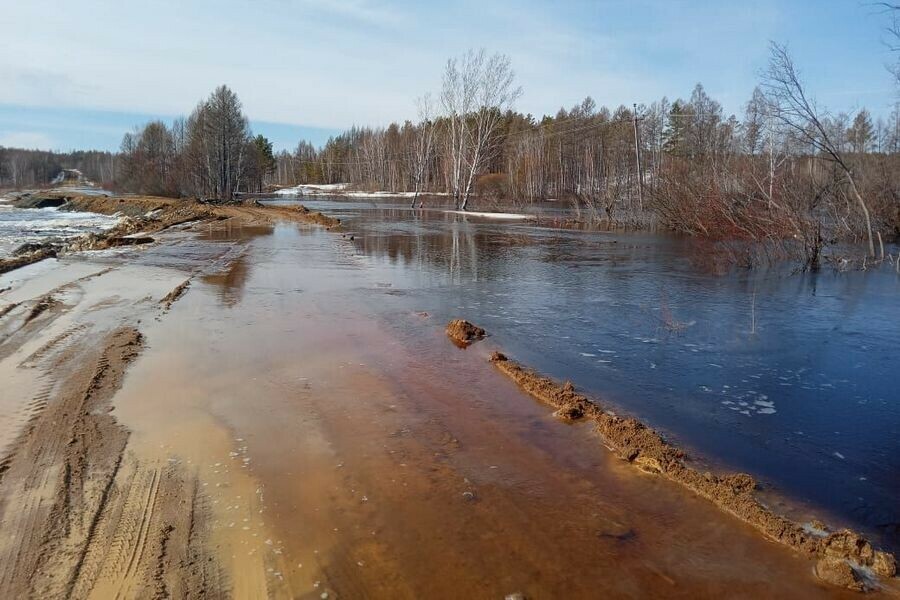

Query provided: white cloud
[0,0,893,131]
[0,131,56,150]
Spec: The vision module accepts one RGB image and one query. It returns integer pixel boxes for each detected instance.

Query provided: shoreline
[470,341,895,590]
[0,195,896,596]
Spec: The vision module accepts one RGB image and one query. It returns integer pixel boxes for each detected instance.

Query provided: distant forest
[2,41,899,267]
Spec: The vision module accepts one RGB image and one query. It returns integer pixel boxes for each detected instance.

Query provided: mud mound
[487,351,896,588]
[446,319,486,346]
[11,192,72,209]
[0,302,19,320]
[294,204,342,229]
[815,558,865,592]
[106,235,154,246]
[60,194,173,218]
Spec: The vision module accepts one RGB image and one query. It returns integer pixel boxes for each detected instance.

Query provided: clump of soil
[487,350,896,588]
[446,319,486,346]
[814,558,865,592]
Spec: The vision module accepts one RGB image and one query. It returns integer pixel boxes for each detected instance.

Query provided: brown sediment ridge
[0,302,18,319]
[1,194,341,274]
[484,346,896,588]
[0,248,58,275]
[23,294,57,324]
[160,279,190,310]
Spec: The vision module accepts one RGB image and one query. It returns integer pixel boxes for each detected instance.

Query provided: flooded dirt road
[0,211,894,598]
[295,198,900,556]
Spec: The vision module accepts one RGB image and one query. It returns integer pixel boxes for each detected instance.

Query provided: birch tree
[410,94,437,207]
[441,49,521,210]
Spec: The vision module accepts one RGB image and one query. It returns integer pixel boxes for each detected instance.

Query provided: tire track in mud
[86,466,157,598]
[0,324,229,599]
[0,373,54,476]
[19,323,89,368]
[0,297,63,357]
[0,327,138,596]
[126,468,162,581]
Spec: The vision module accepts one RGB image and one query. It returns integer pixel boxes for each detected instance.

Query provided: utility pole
[632,103,644,213]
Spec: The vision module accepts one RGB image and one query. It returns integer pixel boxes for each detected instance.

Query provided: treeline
[0,148,116,188]
[117,85,275,199]
[0,86,275,201]
[265,46,900,265]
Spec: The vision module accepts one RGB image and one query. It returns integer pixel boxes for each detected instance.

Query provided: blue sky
[1,0,897,152]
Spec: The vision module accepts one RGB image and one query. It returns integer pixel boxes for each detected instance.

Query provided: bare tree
[181,86,251,201]
[879,3,900,83]
[441,52,475,207]
[118,121,177,196]
[441,49,521,210]
[410,94,437,207]
[743,87,767,155]
[762,42,876,256]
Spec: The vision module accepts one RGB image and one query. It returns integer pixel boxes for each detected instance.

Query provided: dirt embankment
[290,203,342,228]
[0,248,59,275]
[1,194,341,275]
[479,342,895,591]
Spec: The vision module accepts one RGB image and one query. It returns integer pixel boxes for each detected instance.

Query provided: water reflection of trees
[350,214,539,284]
[201,255,250,307]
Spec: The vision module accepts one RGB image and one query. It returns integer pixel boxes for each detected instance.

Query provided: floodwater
[103,215,868,597]
[279,197,900,554]
[3,203,895,597]
[0,204,118,256]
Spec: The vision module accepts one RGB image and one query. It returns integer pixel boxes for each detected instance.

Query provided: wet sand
[0,207,896,598]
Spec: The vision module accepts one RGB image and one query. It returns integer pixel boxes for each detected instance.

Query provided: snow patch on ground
[273,183,448,199]
[445,210,536,221]
[274,183,350,196]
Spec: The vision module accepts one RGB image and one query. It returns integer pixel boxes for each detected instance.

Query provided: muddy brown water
[0,215,894,598]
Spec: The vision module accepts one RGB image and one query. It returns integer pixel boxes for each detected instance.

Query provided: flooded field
[289,197,900,553]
